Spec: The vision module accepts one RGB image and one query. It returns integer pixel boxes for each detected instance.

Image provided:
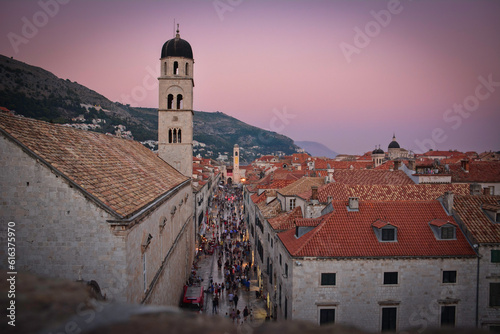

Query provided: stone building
[274,199,477,331]
[451,194,500,330]
[0,114,194,305]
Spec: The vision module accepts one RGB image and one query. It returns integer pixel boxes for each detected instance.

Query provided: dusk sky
[1,0,499,154]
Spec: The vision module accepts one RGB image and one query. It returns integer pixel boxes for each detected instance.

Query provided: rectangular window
[285,263,289,277]
[321,273,336,286]
[319,308,335,325]
[443,270,457,283]
[441,226,455,239]
[279,253,282,265]
[384,272,398,285]
[492,250,500,263]
[382,228,395,241]
[490,283,500,307]
[289,198,296,210]
[440,306,455,327]
[381,307,397,331]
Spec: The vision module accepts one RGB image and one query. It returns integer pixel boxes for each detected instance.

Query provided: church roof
[388,134,400,149]
[0,114,189,219]
[161,30,193,59]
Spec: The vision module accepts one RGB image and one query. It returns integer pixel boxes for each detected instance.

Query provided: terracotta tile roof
[448,161,500,183]
[0,114,188,218]
[257,179,295,190]
[277,177,325,196]
[332,170,414,185]
[279,201,475,258]
[453,195,500,244]
[429,219,456,227]
[324,161,373,170]
[257,198,281,219]
[295,217,323,227]
[372,220,396,229]
[268,206,303,231]
[257,155,275,162]
[251,192,266,204]
[298,183,470,202]
[291,153,311,164]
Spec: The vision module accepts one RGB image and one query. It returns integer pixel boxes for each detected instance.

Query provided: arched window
[177,94,183,109]
[168,128,181,143]
[163,61,167,76]
[173,61,179,75]
[173,128,177,143]
[167,94,173,109]
[185,63,189,76]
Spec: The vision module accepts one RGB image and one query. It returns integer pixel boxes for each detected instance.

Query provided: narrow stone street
[191,185,267,325]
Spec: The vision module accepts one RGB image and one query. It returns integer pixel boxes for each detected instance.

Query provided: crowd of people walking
[195,183,262,325]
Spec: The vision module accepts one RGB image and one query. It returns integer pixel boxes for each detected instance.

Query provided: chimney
[470,183,482,196]
[311,186,318,200]
[327,168,334,183]
[483,187,491,195]
[461,159,470,172]
[442,191,454,214]
[408,159,416,171]
[393,160,400,171]
[348,197,359,211]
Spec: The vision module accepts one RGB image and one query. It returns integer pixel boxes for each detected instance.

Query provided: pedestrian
[233,293,239,308]
[212,295,219,314]
[228,292,234,303]
[230,309,236,323]
[243,306,249,322]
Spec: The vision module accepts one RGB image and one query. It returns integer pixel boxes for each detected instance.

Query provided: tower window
[168,128,181,144]
[185,63,189,76]
[167,94,173,109]
[163,61,167,76]
[173,61,179,75]
[177,94,183,109]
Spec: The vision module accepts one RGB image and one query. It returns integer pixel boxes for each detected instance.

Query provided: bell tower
[233,144,240,184]
[158,25,194,177]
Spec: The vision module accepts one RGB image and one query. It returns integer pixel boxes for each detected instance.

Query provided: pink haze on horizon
[0,0,499,155]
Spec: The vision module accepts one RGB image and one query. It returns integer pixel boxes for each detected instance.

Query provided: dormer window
[429,219,457,240]
[382,228,396,241]
[441,226,455,239]
[482,204,500,223]
[372,220,397,242]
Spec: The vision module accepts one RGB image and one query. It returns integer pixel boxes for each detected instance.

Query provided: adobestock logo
[7,0,72,54]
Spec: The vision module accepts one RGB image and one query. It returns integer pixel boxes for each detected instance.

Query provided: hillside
[0,55,301,159]
[295,140,338,158]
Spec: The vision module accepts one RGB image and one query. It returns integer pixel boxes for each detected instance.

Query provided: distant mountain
[295,140,338,158]
[0,54,301,159]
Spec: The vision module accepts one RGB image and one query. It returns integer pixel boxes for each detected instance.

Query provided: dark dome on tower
[161,29,193,59]
[388,134,400,149]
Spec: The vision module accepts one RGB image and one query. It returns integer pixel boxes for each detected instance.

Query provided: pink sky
[1,0,499,154]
